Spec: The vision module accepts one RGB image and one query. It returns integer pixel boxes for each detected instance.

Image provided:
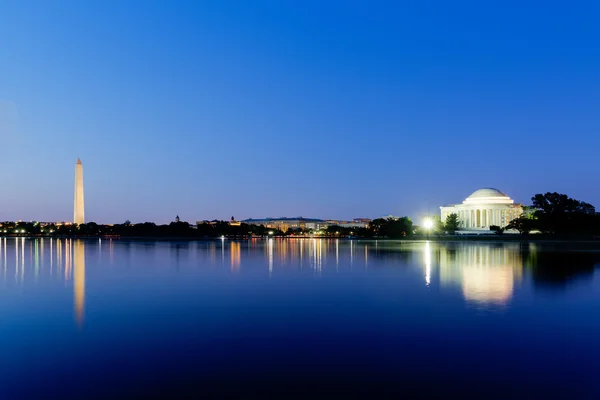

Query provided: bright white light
[268,231,274,235]
[221,235,225,240]
[21,230,25,233]
[423,218,434,230]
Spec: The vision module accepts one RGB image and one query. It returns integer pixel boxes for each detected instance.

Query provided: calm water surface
[0,238,599,398]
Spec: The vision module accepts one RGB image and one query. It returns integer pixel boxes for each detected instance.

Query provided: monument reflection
[74,240,86,327]
[433,242,524,305]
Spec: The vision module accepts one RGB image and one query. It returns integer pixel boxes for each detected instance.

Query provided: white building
[440,188,522,230]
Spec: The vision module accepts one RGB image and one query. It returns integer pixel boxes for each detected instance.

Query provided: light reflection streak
[221,238,225,266]
[230,242,241,272]
[20,238,25,283]
[424,241,431,286]
[40,238,44,273]
[15,238,18,282]
[2,238,5,279]
[57,239,62,273]
[299,240,303,270]
[35,239,39,280]
[65,239,71,281]
[317,239,322,273]
[268,238,273,276]
[350,240,354,270]
[335,239,339,271]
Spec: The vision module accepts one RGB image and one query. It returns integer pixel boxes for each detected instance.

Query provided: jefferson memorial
[440,188,523,230]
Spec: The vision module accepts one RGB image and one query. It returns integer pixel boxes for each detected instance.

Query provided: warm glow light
[423,218,434,230]
[268,231,274,235]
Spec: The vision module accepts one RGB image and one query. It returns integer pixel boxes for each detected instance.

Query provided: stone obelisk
[74,158,85,224]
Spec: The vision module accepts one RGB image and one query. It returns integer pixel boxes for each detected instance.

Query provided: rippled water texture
[0,238,599,398]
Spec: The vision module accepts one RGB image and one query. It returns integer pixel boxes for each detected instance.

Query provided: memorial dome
[467,188,508,199]
[463,188,513,205]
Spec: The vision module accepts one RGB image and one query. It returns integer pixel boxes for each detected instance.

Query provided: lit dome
[467,188,508,199]
[463,188,513,205]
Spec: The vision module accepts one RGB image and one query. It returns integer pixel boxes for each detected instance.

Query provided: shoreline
[1,235,599,244]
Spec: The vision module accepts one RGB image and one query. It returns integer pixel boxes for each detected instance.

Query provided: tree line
[2,192,598,239]
[0,217,416,239]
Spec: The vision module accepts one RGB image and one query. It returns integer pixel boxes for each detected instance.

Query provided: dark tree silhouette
[443,213,460,234]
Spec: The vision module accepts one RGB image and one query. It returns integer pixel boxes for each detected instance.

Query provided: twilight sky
[1,0,599,224]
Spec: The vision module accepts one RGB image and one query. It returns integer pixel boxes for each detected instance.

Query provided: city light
[268,231,274,235]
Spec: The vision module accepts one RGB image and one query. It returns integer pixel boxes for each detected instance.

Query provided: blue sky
[1,0,599,223]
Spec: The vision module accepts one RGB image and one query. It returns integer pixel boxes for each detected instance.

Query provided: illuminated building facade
[242,217,371,232]
[242,217,325,232]
[440,188,522,230]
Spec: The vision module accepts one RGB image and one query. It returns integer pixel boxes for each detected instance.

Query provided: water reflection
[436,243,523,306]
[74,240,85,327]
[0,238,598,328]
[230,242,240,272]
[0,238,87,327]
[523,243,600,289]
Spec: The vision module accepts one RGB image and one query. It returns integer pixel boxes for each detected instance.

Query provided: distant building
[241,217,370,231]
[242,217,325,232]
[196,220,220,226]
[325,218,371,229]
[440,188,523,230]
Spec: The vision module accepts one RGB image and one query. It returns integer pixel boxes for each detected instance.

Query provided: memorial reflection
[434,242,524,305]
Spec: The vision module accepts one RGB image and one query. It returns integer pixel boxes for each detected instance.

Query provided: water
[0,238,599,398]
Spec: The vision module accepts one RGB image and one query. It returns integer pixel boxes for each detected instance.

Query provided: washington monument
[74,158,85,224]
